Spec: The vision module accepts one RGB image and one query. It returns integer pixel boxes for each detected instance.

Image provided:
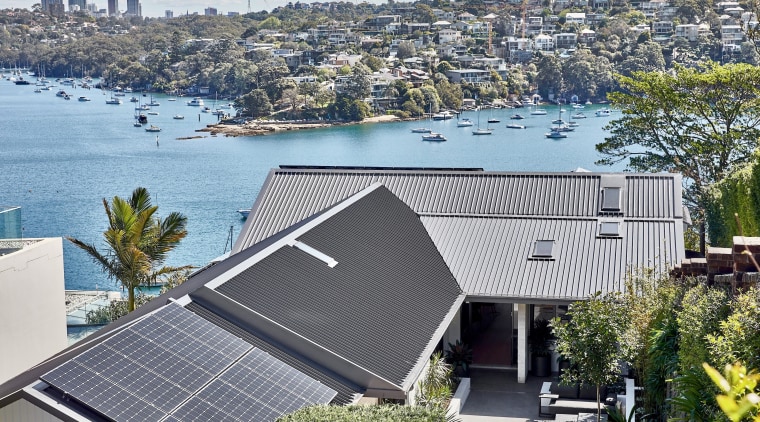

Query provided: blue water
[0,79,622,291]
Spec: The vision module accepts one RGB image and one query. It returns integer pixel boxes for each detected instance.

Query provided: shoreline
[197,114,404,137]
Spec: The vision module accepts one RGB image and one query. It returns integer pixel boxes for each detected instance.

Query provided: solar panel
[41,304,252,422]
[170,348,338,422]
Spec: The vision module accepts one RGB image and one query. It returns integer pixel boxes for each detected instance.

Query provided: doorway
[463,302,514,367]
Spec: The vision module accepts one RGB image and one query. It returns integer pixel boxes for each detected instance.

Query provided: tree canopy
[597,62,760,251]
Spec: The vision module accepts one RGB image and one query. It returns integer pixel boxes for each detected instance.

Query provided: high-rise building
[165,9,173,18]
[126,0,140,16]
[68,0,86,11]
[41,0,64,13]
[108,0,118,15]
[204,7,218,15]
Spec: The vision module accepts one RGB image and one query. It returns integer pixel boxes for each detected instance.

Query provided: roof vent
[601,187,621,211]
[531,240,555,259]
[290,240,338,268]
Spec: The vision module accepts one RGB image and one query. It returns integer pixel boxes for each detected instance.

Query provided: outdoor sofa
[538,381,617,418]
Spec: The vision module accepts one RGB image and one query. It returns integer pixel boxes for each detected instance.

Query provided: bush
[85,294,153,324]
[277,404,452,421]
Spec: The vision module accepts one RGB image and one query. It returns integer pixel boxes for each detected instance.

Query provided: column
[517,303,529,383]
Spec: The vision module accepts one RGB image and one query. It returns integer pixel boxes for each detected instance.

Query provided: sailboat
[472,106,493,135]
[545,103,568,139]
[411,103,433,133]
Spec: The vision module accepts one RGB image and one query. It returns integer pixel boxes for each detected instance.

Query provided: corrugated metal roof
[233,167,685,301]
[422,216,681,300]
[218,185,463,388]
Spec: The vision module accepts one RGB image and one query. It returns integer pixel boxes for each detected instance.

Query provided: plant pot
[558,359,571,377]
[533,355,551,377]
[453,363,469,378]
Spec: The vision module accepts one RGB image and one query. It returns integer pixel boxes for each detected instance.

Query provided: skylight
[601,187,621,211]
[532,240,555,258]
[599,221,621,237]
[290,240,338,268]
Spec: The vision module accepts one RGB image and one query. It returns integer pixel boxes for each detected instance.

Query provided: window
[601,187,621,211]
[599,221,621,237]
[532,240,555,258]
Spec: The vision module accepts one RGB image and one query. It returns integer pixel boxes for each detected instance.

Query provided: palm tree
[67,187,191,312]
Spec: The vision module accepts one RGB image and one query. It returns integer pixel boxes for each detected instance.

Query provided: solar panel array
[40,303,337,422]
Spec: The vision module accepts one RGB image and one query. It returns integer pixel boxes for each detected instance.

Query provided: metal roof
[233,167,685,301]
[213,183,464,391]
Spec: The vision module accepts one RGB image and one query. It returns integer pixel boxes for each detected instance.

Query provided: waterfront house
[0,167,685,421]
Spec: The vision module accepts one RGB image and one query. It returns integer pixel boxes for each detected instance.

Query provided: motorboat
[487,118,500,123]
[238,209,250,219]
[506,123,526,129]
[173,114,185,120]
[147,111,159,115]
[201,106,212,113]
[63,95,71,100]
[78,96,91,102]
[432,111,453,120]
[130,96,139,102]
[545,129,567,139]
[422,132,447,142]
[135,114,148,125]
[510,114,525,120]
[457,118,474,127]
[145,125,161,132]
[187,97,205,106]
[14,77,30,85]
[595,108,612,117]
[56,90,68,97]
[472,127,494,135]
[106,97,122,105]
[572,112,587,119]
[135,104,150,111]
[530,108,548,115]
[411,127,432,133]
[552,119,566,125]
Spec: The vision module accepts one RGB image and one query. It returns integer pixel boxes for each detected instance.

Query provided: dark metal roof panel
[235,169,682,253]
[218,186,462,386]
[420,216,683,300]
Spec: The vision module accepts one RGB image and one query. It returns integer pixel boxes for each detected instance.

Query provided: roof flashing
[290,240,338,268]
[530,239,556,260]
[598,220,623,238]
[601,187,622,211]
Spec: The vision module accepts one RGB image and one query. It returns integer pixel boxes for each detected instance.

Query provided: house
[0,184,465,420]
[232,167,686,384]
[445,68,492,84]
[553,32,577,49]
[0,207,66,386]
[565,12,586,25]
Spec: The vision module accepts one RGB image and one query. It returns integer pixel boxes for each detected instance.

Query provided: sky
[3,0,295,18]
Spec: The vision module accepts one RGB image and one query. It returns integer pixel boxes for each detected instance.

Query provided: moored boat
[457,118,474,127]
[173,114,185,119]
[595,108,611,117]
[510,114,525,120]
[506,123,526,129]
[187,97,205,106]
[145,125,161,132]
[545,129,567,139]
[422,132,447,142]
[411,127,432,133]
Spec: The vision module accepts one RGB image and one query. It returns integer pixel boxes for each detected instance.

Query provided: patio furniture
[539,381,616,418]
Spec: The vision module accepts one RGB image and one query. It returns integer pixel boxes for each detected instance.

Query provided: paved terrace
[460,368,550,421]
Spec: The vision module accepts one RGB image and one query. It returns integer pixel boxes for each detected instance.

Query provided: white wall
[0,399,63,422]
[0,238,67,385]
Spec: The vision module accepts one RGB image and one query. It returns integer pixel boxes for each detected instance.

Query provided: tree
[596,62,760,252]
[552,292,625,421]
[238,88,273,118]
[67,188,190,312]
[396,40,417,60]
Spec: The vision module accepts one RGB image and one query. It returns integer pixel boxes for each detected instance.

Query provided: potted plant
[445,340,473,378]
[529,318,554,377]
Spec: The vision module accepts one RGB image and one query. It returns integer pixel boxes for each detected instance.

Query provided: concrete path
[458,368,552,422]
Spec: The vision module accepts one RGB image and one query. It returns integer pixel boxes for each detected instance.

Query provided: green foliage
[238,88,273,118]
[707,287,760,371]
[598,62,760,243]
[67,188,191,312]
[645,314,679,418]
[676,284,729,371]
[706,153,760,247]
[704,362,760,422]
[529,318,554,357]
[416,352,454,409]
[669,367,723,421]
[276,404,453,421]
[445,340,473,375]
[85,294,153,324]
[552,292,626,420]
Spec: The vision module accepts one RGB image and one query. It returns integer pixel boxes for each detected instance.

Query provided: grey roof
[0,182,464,418]
[210,183,464,392]
[234,167,685,302]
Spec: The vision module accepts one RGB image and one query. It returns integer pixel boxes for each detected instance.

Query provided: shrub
[277,404,452,421]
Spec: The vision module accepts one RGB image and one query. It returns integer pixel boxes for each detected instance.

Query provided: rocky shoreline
[196,115,402,137]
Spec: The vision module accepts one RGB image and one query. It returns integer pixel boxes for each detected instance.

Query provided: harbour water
[0,79,623,291]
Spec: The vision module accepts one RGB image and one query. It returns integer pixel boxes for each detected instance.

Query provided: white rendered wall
[0,399,64,422]
[0,238,67,385]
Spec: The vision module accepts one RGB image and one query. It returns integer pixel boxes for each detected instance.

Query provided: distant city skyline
[3,0,266,17]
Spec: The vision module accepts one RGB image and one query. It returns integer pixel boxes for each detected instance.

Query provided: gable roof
[0,183,464,418]
[234,167,685,302]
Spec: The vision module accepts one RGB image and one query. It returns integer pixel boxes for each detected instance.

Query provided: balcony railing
[0,206,22,240]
